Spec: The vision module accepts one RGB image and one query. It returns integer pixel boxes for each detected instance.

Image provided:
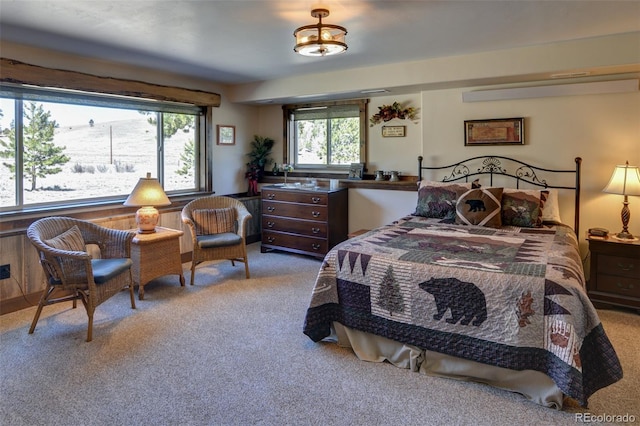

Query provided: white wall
[5,40,639,242]
[421,87,640,245]
[257,89,639,244]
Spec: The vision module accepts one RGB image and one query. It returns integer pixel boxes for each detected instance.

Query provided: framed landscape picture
[217,125,235,145]
[464,118,524,146]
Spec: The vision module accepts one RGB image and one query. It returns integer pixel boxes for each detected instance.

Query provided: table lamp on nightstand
[124,173,171,233]
[603,161,640,240]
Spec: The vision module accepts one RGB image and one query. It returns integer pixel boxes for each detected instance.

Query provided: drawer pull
[616,282,635,291]
[311,243,321,250]
[311,211,320,218]
[267,236,275,243]
[267,206,276,212]
[617,263,635,272]
[267,221,274,228]
[311,227,320,234]
[311,197,321,204]
[267,193,275,200]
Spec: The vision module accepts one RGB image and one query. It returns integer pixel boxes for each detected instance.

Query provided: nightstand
[131,227,185,300]
[587,236,640,312]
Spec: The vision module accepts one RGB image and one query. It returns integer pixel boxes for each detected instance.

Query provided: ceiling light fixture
[294,8,347,57]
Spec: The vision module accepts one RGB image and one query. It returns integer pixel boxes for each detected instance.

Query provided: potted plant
[245,135,275,195]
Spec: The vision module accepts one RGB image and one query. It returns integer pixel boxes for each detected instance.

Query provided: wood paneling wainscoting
[0,193,264,315]
[0,208,187,315]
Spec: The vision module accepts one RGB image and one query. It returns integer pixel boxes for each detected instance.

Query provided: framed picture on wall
[217,125,236,145]
[464,118,524,146]
[348,163,365,180]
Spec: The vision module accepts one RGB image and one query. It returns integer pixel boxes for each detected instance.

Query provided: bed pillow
[541,189,562,224]
[192,208,236,235]
[455,187,503,228]
[415,180,480,219]
[44,225,86,252]
[501,189,549,228]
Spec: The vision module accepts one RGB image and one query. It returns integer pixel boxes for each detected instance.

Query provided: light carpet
[1,243,638,426]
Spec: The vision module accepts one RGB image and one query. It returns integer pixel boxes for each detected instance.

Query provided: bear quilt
[303,215,622,407]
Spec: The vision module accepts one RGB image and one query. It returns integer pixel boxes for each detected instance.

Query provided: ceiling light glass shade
[294,9,347,57]
[124,173,171,233]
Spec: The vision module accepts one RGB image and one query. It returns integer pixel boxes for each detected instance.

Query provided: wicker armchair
[181,196,252,285]
[27,217,137,342]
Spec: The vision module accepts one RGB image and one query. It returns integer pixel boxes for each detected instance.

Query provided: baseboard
[0,291,43,315]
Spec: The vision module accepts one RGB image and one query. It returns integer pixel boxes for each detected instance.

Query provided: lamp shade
[124,173,170,233]
[602,162,640,196]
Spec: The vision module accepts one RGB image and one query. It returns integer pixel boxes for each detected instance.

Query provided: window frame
[0,83,208,216]
[283,99,368,171]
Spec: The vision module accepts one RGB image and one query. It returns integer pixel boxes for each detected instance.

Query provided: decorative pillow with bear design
[455,187,503,228]
[44,225,86,252]
[415,180,481,220]
[192,208,236,235]
[501,189,549,228]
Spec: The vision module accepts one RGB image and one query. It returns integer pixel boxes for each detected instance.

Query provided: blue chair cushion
[91,258,133,284]
[197,233,242,248]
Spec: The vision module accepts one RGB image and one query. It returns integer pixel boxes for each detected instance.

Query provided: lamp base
[613,232,638,241]
[135,206,159,234]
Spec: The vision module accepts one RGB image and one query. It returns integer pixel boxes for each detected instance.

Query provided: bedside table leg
[179,274,185,286]
[138,284,145,301]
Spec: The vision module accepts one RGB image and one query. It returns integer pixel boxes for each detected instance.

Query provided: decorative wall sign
[217,125,236,145]
[382,125,406,137]
[464,118,524,146]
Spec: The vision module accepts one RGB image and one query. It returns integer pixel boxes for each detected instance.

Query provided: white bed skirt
[331,322,564,409]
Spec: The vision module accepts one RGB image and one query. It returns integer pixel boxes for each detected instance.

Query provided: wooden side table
[587,235,640,312]
[131,227,185,300]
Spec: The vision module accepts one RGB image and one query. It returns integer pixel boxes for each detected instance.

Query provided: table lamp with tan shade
[603,161,640,240]
[124,173,171,234]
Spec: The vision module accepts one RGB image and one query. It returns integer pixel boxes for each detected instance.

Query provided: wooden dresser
[587,236,640,312]
[261,185,348,259]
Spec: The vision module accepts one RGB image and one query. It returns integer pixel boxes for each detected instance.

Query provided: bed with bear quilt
[303,156,622,409]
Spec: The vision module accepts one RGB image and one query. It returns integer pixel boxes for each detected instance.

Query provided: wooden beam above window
[0,58,221,107]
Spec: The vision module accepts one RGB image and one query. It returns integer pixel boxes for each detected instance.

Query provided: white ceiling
[1,0,639,87]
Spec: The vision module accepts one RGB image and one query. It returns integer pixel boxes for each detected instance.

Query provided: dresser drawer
[263,216,327,238]
[263,201,328,221]
[262,190,327,205]
[597,255,640,279]
[262,231,328,255]
[596,274,640,298]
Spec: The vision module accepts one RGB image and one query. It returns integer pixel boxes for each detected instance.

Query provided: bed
[303,156,622,409]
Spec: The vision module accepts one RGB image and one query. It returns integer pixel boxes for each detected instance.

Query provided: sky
[0,98,142,128]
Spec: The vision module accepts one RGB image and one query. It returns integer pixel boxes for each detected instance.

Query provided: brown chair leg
[244,259,250,279]
[190,261,196,285]
[86,307,95,342]
[28,286,53,334]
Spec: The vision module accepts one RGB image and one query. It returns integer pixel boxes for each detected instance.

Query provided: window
[283,100,367,170]
[0,85,204,212]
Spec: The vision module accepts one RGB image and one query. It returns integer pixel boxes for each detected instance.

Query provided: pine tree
[377,265,405,316]
[176,139,194,176]
[0,102,69,191]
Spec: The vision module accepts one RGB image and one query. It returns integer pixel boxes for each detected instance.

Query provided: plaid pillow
[192,208,236,235]
[455,187,503,228]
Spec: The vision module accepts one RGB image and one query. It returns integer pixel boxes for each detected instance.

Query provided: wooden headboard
[418,155,582,234]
